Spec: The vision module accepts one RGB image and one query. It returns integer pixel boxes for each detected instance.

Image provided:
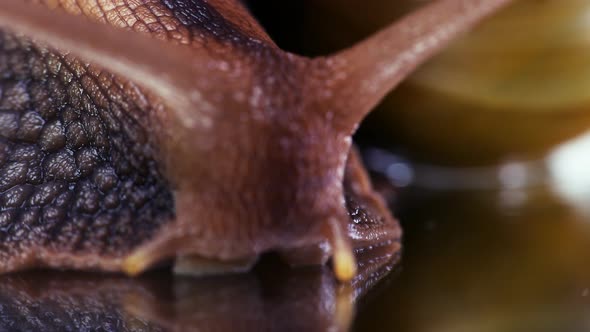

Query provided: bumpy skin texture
[0,0,513,280]
[0,31,174,271]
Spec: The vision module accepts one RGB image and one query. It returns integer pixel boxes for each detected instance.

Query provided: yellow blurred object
[413,0,590,110]
[310,0,590,164]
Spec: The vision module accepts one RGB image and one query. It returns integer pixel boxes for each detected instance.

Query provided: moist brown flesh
[0,0,513,280]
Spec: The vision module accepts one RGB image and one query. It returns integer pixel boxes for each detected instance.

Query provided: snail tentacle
[314,0,514,133]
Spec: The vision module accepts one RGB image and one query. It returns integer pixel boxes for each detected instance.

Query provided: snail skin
[0,0,512,281]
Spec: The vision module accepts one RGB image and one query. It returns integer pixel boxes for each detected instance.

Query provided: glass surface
[352,136,590,331]
[354,185,590,332]
[4,145,590,331]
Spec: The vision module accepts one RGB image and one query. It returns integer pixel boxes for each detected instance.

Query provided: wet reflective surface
[0,236,398,332]
[5,143,590,331]
[0,265,350,332]
[354,186,590,331]
[352,136,590,331]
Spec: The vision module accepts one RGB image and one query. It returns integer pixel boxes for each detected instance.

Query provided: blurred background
[246,0,590,331]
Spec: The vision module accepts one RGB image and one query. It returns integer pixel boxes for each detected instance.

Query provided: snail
[0,0,512,282]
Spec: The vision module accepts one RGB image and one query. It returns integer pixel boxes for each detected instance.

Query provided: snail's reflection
[0,250,397,332]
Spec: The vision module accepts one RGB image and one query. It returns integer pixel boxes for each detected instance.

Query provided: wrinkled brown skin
[0,0,513,281]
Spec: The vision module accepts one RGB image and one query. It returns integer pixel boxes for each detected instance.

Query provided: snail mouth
[274,182,402,284]
[337,149,403,283]
[122,149,402,283]
[327,217,358,282]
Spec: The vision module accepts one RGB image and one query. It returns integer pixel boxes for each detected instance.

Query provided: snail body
[0,0,512,281]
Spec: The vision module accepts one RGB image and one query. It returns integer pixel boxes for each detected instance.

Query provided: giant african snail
[0,0,512,282]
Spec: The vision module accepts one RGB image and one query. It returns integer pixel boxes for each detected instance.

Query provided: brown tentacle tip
[0,0,513,283]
